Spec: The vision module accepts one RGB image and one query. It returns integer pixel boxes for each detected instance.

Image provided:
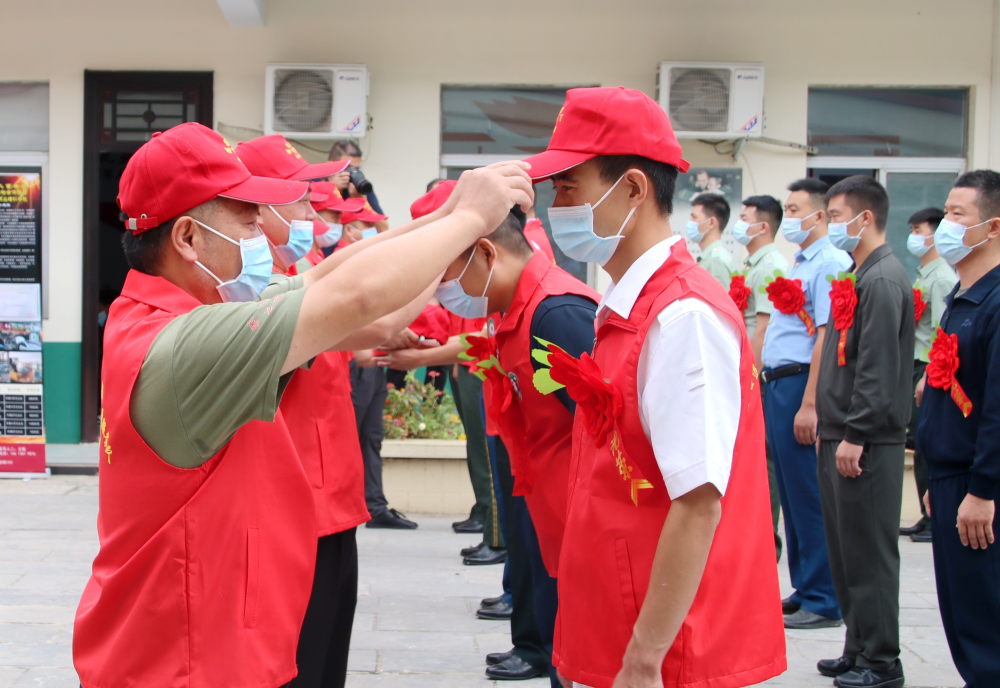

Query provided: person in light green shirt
[903,207,958,541]
[690,192,737,288]
[738,196,791,365]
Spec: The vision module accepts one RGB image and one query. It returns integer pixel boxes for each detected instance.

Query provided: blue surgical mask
[907,233,932,258]
[361,227,378,240]
[685,218,709,243]
[828,213,866,252]
[780,211,819,245]
[268,205,314,269]
[435,244,494,318]
[935,217,993,265]
[193,220,274,303]
[732,220,764,246]
[315,222,343,248]
[547,175,636,266]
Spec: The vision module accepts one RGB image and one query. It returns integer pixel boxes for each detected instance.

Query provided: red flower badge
[763,274,815,335]
[926,328,973,417]
[914,287,927,324]
[481,366,532,494]
[729,272,751,311]
[828,272,858,366]
[547,346,622,448]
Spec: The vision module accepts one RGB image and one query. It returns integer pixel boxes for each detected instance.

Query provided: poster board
[671,167,745,265]
[0,170,45,475]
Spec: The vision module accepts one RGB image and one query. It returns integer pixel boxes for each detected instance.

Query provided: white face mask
[315,222,343,248]
[434,244,495,318]
[547,174,636,266]
[267,205,314,269]
[192,221,273,303]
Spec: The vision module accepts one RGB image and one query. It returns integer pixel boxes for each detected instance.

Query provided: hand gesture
[451,162,534,237]
[957,493,995,549]
[793,403,818,445]
[835,440,864,478]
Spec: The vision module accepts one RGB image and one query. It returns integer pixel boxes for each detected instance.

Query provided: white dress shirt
[597,236,741,499]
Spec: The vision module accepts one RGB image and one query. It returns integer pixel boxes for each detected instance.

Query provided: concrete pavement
[0,475,964,687]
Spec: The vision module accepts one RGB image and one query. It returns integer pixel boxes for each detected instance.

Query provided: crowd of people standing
[73,85,997,688]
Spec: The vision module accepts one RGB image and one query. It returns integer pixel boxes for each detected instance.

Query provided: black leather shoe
[784,609,843,629]
[461,541,487,557]
[365,508,418,529]
[485,654,543,680]
[487,648,515,666]
[463,545,507,566]
[781,596,800,615]
[481,594,505,608]
[476,600,512,620]
[834,661,904,688]
[911,526,933,543]
[452,518,484,534]
[818,656,856,677]
[899,517,929,536]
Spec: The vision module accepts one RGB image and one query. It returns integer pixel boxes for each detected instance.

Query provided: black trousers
[513,496,559,688]
[284,529,359,688]
[494,438,548,672]
[349,362,389,518]
[817,440,904,672]
[929,470,1000,688]
[453,365,501,547]
[909,361,929,519]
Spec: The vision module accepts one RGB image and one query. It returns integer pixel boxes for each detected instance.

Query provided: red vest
[553,242,785,688]
[524,218,556,263]
[490,252,598,575]
[277,262,370,536]
[74,271,317,688]
[280,350,370,536]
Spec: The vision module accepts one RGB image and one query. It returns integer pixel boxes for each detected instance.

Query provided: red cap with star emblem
[341,201,387,224]
[236,135,351,181]
[310,180,366,213]
[521,86,690,182]
[117,123,309,234]
[409,180,457,220]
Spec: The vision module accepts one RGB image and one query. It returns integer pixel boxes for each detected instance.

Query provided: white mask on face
[547,174,636,266]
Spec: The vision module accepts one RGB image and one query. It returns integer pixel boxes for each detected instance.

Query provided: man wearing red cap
[75,122,532,688]
[521,87,785,688]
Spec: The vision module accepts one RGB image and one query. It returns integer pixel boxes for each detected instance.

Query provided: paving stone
[10,666,80,687]
[375,612,507,634]
[0,643,72,668]
[0,608,75,625]
[377,649,488,674]
[0,667,26,688]
[0,624,64,645]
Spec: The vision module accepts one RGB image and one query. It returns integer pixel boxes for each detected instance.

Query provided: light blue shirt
[761,235,852,368]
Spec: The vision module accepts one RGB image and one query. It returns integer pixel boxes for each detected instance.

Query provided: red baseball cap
[117,123,309,234]
[410,180,457,220]
[236,135,351,181]
[342,201,387,224]
[310,180,366,213]
[522,87,690,181]
[312,219,332,236]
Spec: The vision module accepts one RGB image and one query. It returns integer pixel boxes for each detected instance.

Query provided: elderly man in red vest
[73,122,532,688]
[522,88,786,688]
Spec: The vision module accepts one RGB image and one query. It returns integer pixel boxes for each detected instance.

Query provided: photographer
[329,140,389,233]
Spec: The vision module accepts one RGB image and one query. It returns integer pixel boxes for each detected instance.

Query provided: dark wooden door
[81,71,213,442]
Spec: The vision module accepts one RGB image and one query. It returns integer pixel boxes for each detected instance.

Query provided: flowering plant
[914,287,927,324]
[383,371,466,440]
[926,328,972,417]
[728,272,751,311]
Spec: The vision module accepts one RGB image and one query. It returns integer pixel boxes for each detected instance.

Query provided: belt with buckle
[761,363,809,384]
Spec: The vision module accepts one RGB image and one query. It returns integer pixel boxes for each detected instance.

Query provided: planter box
[381,439,473,514]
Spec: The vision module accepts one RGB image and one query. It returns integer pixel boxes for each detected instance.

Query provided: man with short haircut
[816,175,913,688]
[328,139,388,233]
[902,206,956,543]
[733,194,790,559]
[524,86,784,688]
[71,123,533,688]
[916,170,1000,688]
[688,192,737,287]
[764,178,848,630]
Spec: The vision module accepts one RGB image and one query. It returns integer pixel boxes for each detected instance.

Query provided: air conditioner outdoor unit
[264,63,368,139]
[656,62,764,139]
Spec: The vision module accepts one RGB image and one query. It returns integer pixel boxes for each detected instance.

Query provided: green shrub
[383,370,465,440]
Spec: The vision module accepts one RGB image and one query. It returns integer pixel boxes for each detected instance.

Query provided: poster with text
[671,168,744,265]
[0,280,43,473]
[0,170,42,284]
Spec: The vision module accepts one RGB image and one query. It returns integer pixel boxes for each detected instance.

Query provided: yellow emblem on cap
[221,138,236,155]
[285,141,303,159]
[553,106,565,134]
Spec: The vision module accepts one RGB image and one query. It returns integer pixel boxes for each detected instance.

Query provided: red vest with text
[74,271,317,688]
[489,252,598,575]
[553,242,785,688]
[280,350,370,536]
[277,262,370,536]
[523,218,556,263]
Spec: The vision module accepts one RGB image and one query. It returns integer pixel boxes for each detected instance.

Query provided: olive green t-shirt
[697,239,738,290]
[130,276,307,469]
[744,243,790,338]
[914,257,958,362]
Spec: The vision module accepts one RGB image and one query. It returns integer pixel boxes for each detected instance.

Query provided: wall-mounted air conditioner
[264,63,368,139]
[656,62,764,139]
